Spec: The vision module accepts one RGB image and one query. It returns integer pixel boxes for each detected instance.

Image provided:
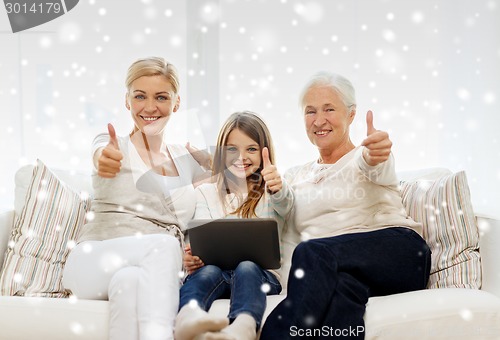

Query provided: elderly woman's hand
[261,147,283,194]
[183,244,204,275]
[361,111,392,166]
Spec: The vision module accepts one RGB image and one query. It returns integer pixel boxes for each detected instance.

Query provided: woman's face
[224,128,262,179]
[302,85,354,151]
[126,75,179,136]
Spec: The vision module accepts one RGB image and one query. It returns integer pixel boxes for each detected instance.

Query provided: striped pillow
[0,159,91,297]
[400,171,481,289]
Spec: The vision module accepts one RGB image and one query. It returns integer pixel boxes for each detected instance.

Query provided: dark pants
[260,227,431,339]
[179,261,281,327]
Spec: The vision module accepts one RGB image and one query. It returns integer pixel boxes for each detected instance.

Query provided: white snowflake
[294,268,305,279]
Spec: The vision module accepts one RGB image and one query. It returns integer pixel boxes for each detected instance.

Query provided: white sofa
[1,165,500,340]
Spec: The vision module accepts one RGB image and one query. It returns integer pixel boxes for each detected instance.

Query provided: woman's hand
[183,244,204,275]
[186,142,213,170]
[261,147,282,194]
[361,111,392,166]
[97,123,124,178]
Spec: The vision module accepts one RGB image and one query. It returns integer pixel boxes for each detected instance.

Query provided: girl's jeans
[180,261,282,327]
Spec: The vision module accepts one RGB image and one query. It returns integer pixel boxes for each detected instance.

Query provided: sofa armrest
[477,214,500,298]
[0,210,15,269]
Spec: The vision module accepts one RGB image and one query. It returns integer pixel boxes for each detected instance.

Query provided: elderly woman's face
[302,85,354,150]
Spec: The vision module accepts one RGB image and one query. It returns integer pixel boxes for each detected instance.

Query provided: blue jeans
[261,227,431,339]
[179,260,282,327]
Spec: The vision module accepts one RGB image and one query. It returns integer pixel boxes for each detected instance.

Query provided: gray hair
[299,72,356,112]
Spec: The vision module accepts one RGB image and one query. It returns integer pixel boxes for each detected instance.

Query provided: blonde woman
[63,57,208,340]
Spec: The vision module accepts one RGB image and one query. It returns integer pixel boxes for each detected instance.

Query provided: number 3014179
[5,2,62,14]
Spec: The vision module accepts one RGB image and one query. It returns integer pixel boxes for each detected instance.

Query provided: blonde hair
[213,111,276,218]
[125,57,179,94]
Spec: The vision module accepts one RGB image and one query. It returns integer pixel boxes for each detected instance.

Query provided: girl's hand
[183,244,204,274]
[261,147,282,194]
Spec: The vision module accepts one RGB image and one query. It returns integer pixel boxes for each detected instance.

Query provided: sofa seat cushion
[209,294,286,323]
[365,288,500,339]
[0,296,108,340]
[208,289,500,339]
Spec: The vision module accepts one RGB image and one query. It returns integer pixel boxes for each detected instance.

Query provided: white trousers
[63,234,183,340]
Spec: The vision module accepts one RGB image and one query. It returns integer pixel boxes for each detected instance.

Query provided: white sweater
[78,134,204,243]
[284,146,421,240]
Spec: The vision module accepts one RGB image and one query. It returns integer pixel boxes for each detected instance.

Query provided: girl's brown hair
[213,111,275,218]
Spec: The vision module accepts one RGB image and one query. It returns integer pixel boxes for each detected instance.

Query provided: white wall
[1,0,499,217]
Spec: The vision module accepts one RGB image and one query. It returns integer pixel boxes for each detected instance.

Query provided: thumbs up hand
[361,111,392,166]
[261,147,282,194]
[97,123,124,178]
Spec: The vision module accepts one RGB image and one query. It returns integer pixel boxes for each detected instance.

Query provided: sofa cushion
[364,288,500,339]
[0,159,91,297]
[14,164,92,217]
[0,296,109,340]
[208,289,500,339]
[400,171,481,289]
[0,211,15,271]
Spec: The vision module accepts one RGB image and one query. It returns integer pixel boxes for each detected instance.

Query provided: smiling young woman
[62,57,208,340]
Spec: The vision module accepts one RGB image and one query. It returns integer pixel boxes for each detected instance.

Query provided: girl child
[174,111,293,340]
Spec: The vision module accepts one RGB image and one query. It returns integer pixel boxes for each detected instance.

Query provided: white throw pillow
[0,159,91,297]
[400,171,481,289]
[14,164,92,217]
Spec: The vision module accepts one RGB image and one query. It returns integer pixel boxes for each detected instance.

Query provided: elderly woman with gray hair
[261,72,431,339]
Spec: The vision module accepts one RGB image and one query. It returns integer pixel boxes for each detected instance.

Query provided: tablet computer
[187,218,281,270]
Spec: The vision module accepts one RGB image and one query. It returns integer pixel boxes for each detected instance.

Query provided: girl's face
[224,128,262,179]
[126,75,179,136]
